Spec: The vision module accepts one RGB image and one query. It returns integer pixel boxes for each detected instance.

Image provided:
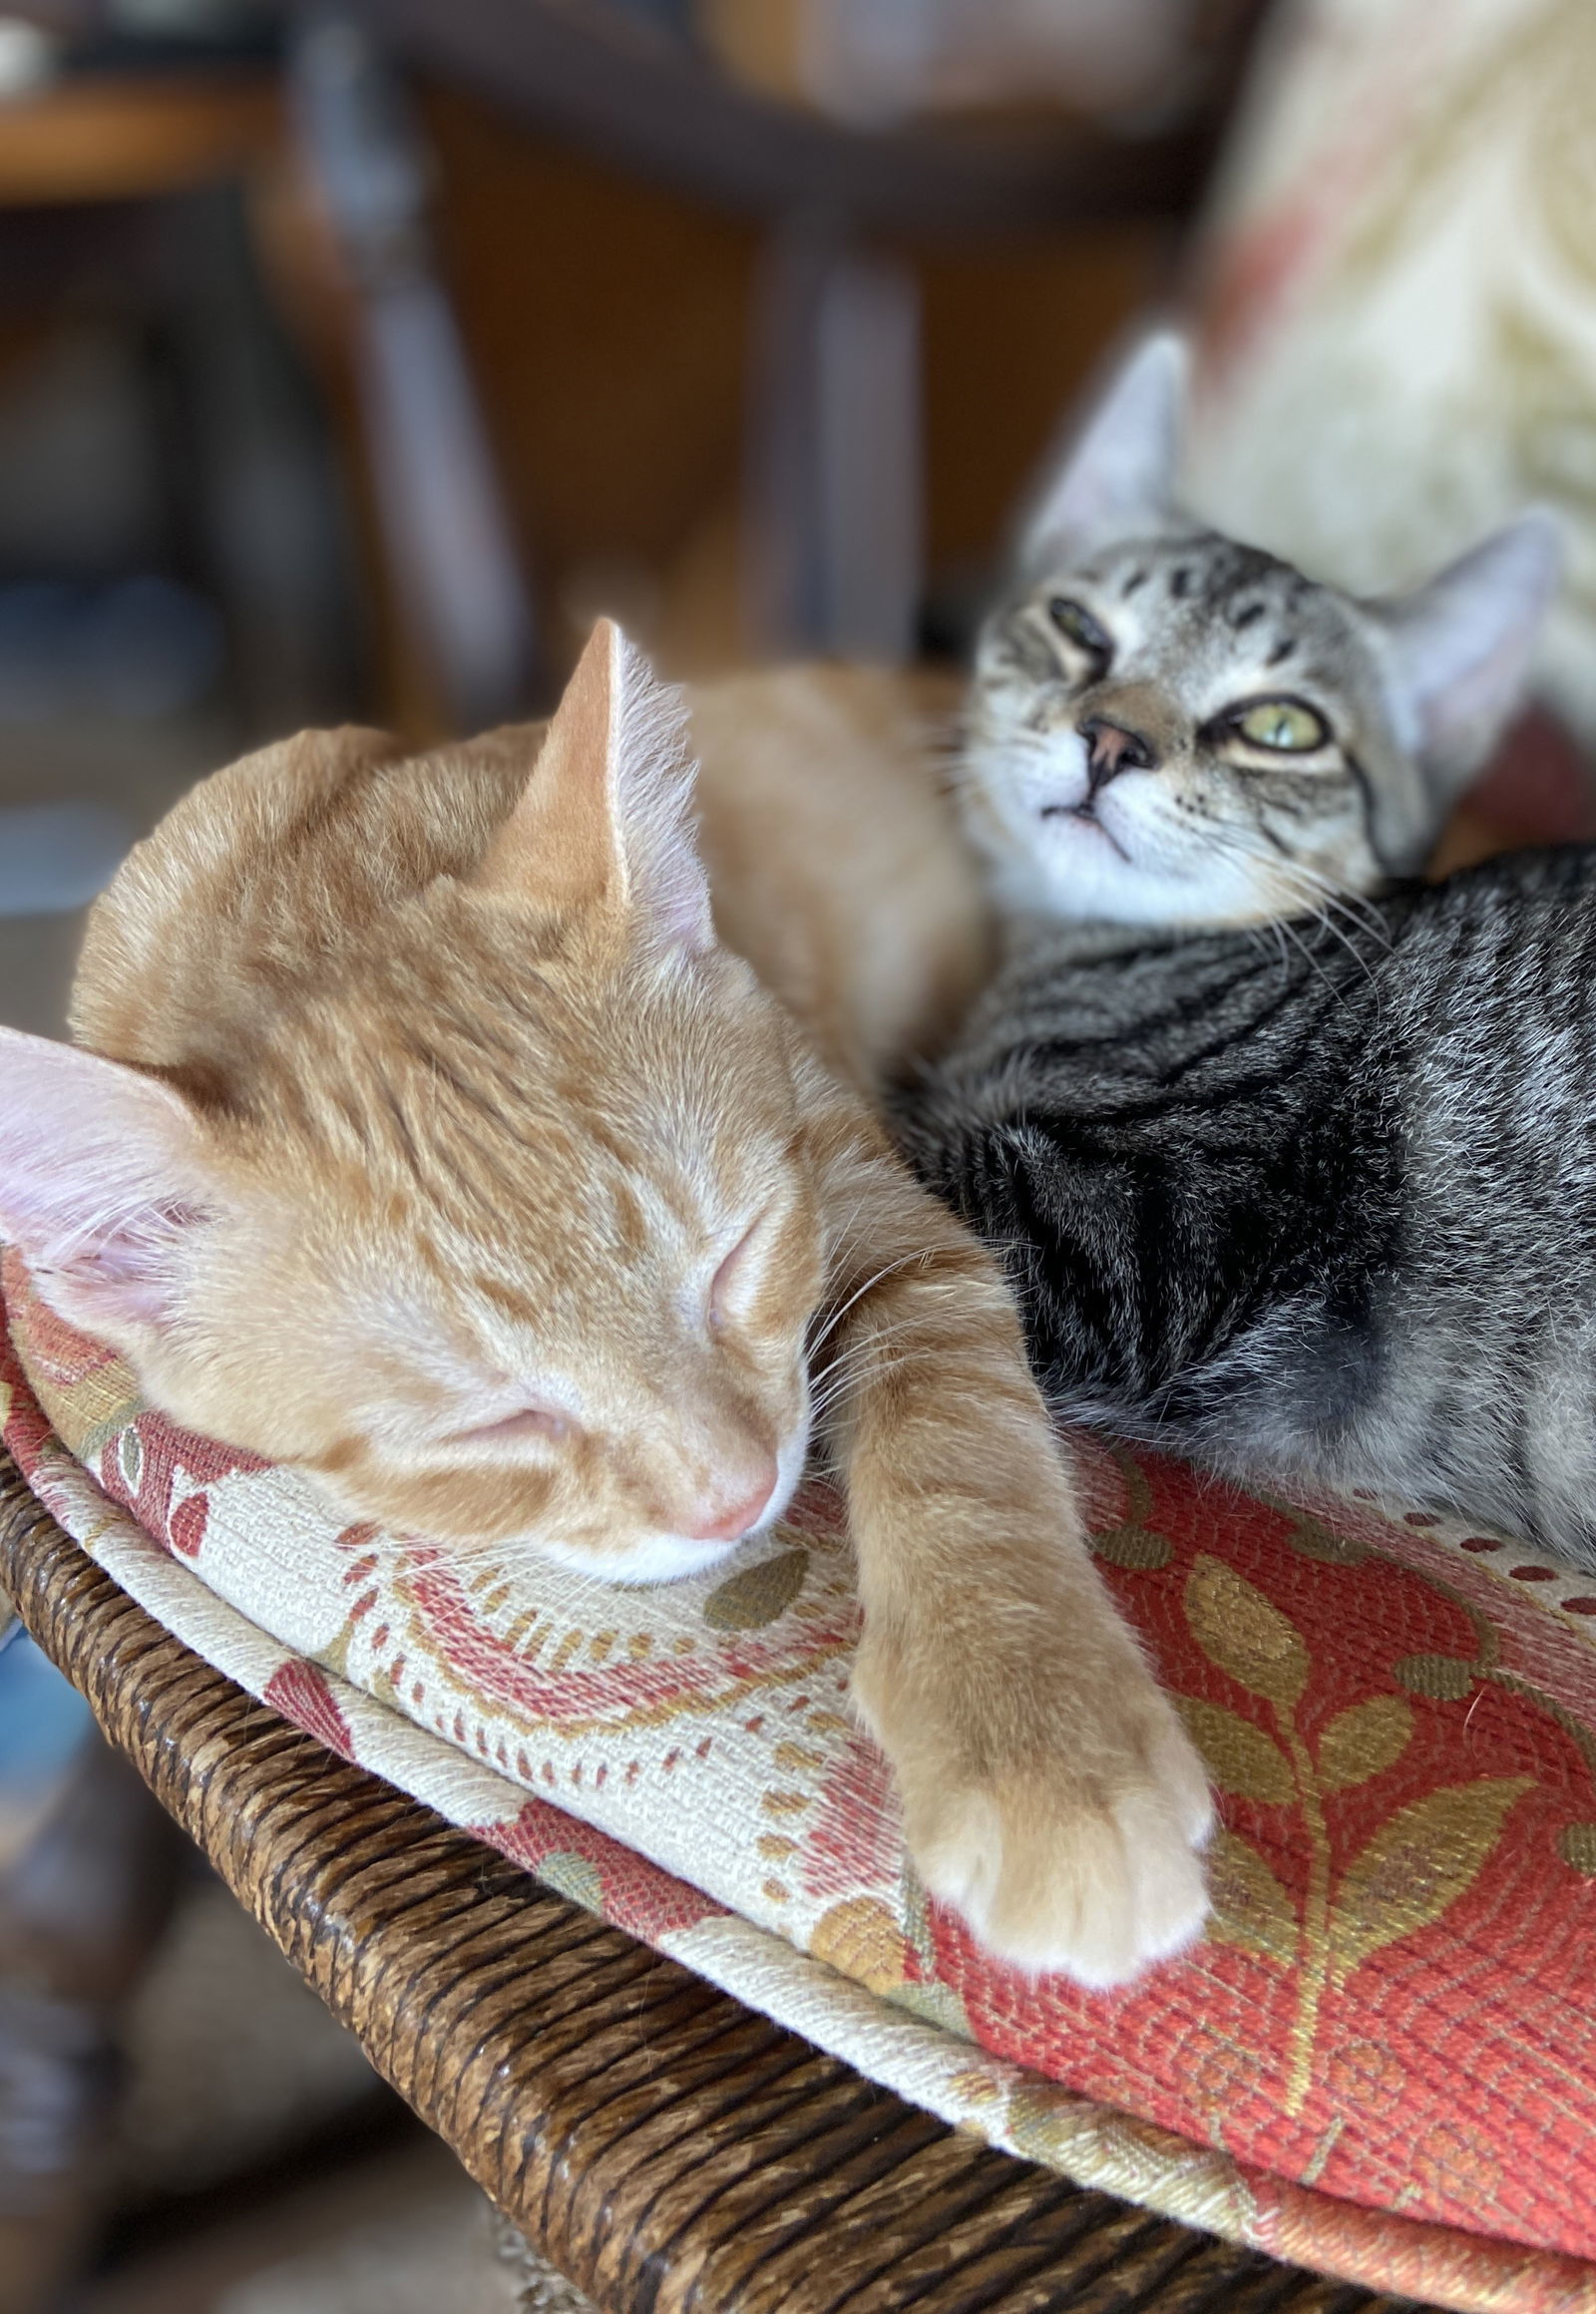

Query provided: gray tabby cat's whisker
[1246,922,1286,976]
[1203,829,1385,983]
[1268,854,1395,949]
[1263,895,1371,985]
[1270,908,1343,998]
[1271,883,1386,985]
[1295,906,1380,985]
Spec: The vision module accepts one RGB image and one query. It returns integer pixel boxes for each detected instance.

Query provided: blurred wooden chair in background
[0,0,1264,732]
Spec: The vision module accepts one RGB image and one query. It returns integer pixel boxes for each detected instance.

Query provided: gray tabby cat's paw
[905,1711,1214,1987]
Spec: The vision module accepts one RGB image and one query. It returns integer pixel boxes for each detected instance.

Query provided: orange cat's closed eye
[445,1407,571,1450]
[708,1216,766,1333]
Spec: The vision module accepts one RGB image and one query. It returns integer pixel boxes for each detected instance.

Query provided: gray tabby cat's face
[964,336,1561,931]
[969,531,1405,927]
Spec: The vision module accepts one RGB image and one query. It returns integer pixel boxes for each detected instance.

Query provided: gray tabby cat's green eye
[1231,699,1330,753]
[1047,597,1110,658]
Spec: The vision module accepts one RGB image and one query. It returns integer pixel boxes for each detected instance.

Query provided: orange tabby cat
[0,624,1210,1983]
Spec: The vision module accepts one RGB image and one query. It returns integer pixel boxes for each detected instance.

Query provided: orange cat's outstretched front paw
[908,1739,1213,1987]
[856,1646,1213,1986]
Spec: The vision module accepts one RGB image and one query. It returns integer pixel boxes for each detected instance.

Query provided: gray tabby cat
[891,337,1596,1560]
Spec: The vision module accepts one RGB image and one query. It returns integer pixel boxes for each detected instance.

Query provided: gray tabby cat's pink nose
[1078,715,1155,786]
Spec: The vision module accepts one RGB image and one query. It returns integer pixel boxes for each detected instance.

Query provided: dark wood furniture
[332,0,1263,674]
[0,1,1261,719]
[350,0,1229,236]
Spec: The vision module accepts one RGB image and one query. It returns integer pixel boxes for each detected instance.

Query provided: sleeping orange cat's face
[180,932,824,1585]
[0,623,823,1583]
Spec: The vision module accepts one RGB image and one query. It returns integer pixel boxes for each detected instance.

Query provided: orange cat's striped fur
[0,623,1210,1983]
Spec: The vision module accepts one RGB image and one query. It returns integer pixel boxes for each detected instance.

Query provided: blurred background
[0,0,1588,2302]
[0,0,1274,1037]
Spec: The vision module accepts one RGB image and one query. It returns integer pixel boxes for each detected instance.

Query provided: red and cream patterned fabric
[5,1247,1596,2313]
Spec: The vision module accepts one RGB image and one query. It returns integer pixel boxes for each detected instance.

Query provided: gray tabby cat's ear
[1020,331,1187,569]
[1376,513,1563,798]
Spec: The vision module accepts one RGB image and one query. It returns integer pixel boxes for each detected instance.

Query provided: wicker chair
[0,1444,1418,2314]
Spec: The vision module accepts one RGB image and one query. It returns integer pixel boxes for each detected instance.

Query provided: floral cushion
[4,1247,1596,2313]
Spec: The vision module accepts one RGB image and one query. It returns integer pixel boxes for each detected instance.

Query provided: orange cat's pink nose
[685,1459,778,1542]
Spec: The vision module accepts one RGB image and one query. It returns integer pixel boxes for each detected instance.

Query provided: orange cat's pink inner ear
[471,617,626,918]
[0,1024,219,1337]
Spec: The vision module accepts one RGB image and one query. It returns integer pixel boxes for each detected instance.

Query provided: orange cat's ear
[473,618,713,954]
[0,1026,222,1342]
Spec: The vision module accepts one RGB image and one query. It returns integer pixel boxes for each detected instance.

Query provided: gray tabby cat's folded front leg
[809,1085,1213,1985]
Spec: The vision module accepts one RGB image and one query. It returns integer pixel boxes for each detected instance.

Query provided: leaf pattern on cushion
[480,1797,725,1941]
[1209,1830,1297,1966]
[703,1545,809,1629]
[1185,1555,1310,1708]
[1179,1558,1531,2116]
[1177,1699,1294,1804]
[1315,1696,1414,1791]
[1087,1444,1174,1570]
[1329,1778,1533,1983]
[169,1491,209,1560]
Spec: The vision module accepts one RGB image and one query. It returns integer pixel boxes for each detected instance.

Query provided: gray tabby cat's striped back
[896,848,1596,1566]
